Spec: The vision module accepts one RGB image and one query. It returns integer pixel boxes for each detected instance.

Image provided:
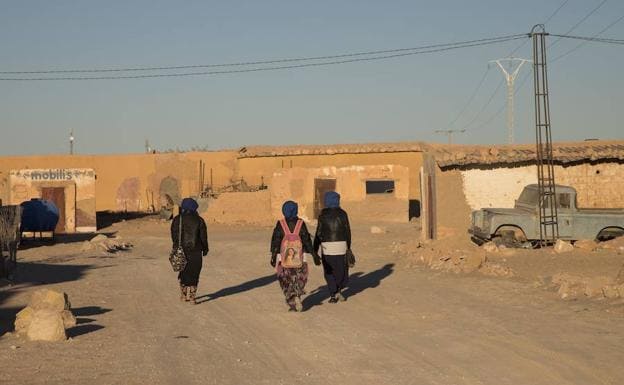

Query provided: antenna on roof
[69,129,74,155]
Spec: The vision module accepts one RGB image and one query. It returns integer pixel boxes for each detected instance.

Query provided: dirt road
[1,218,623,385]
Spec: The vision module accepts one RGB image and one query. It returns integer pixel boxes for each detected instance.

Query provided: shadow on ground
[0,263,104,337]
[96,211,156,230]
[18,232,118,250]
[196,274,276,304]
[302,263,395,312]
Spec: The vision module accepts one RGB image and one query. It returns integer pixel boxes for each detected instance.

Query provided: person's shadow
[195,274,276,304]
[301,263,394,312]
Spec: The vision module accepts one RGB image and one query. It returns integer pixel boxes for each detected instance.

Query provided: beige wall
[236,152,424,200]
[459,162,624,210]
[9,168,96,232]
[0,152,238,212]
[271,165,410,222]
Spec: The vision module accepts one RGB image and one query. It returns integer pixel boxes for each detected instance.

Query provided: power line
[551,15,624,61]
[0,37,528,81]
[460,78,504,130]
[508,0,570,57]
[550,32,624,45]
[456,1,570,136]
[548,0,609,49]
[443,67,490,130]
[0,34,527,75]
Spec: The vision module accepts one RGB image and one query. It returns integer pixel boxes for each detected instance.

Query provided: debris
[482,242,498,253]
[89,234,108,243]
[574,239,597,251]
[80,241,95,252]
[554,239,574,254]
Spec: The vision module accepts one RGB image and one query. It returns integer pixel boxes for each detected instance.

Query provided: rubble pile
[551,271,624,300]
[392,240,515,277]
[81,234,133,253]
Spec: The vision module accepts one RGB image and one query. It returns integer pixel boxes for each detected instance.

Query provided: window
[365,180,395,194]
[558,193,571,209]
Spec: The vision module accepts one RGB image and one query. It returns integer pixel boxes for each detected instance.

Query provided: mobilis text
[31,169,74,181]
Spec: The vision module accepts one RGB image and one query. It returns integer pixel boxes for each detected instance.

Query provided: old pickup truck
[469,184,624,244]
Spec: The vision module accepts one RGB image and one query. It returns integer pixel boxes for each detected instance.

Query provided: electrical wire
[0,34,527,76]
[459,78,505,131]
[508,0,570,57]
[442,67,491,130]
[548,0,609,48]
[551,17,624,62]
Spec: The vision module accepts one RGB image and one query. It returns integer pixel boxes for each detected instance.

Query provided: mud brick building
[0,140,622,237]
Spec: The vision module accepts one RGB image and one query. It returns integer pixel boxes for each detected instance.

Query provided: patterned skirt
[277,262,309,304]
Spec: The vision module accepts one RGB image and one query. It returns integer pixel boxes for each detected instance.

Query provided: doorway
[314,178,336,218]
[41,187,66,233]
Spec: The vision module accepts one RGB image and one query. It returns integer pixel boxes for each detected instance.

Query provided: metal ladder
[531,25,559,246]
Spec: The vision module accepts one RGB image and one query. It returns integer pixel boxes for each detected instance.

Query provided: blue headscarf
[282,200,298,219]
[324,191,340,208]
[181,197,199,213]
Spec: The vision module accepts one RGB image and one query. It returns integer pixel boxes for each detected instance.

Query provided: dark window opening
[366,180,395,194]
[409,200,421,220]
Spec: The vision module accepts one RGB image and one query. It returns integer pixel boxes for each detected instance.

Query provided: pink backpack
[279,219,304,268]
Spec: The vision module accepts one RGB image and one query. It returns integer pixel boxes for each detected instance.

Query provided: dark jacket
[270,218,314,256]
[171,211,209,256]
[313,207,352,252]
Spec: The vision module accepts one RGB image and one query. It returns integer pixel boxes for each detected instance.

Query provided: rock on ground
[554,240,574,254]
[574,239,597,251]
[26,310,67,342]
[14,289,75,342]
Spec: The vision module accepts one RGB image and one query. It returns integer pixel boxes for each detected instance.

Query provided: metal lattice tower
[531,25,559,246]
[490,58,531,144]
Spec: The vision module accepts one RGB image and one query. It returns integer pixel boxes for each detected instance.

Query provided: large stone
[29,289,70,312]
[14,307,34,334]
[554,239,574,254]
[26,310,67,342]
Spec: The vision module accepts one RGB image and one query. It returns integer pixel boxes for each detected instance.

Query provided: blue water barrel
[20,199,60,233]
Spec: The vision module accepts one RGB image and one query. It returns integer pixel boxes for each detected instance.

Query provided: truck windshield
[517,188,539,206]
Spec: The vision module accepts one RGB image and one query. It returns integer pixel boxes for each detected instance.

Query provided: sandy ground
[1,217,624,385]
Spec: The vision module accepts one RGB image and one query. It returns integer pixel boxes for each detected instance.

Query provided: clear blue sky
[1,0,622,155]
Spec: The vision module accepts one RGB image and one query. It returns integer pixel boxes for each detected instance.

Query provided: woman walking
[171,197,209,304]
[270,201,319,312]
[314,191,352,303]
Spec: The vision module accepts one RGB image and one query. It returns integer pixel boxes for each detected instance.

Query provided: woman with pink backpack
[270,201,320,312]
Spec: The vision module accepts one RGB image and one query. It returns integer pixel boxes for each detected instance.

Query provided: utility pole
[531,24,558,246]
[489,57,531,144]
[435,129,465,144]
[69,129,74,155]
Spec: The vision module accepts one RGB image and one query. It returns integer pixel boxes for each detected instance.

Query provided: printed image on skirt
[277,263,309,310]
